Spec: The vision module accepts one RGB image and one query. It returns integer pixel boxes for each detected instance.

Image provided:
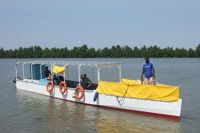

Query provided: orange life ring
[46,81,54,92]
[59,81,67,94]
[73,86,84,99]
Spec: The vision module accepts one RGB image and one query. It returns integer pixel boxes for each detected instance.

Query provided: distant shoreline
[0,44,200,58]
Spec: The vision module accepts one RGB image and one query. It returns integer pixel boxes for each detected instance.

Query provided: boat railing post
[22,63,25,80]
[15,63,18,80]
[96,64,101,105]
[78,64,81,85]
[40,64,42,79]
[64,64,68,81]
[118,65,122,82]
[31,63,33,82]
[30,64,32,79]
[97,65,101,81]
[51,64,54,76]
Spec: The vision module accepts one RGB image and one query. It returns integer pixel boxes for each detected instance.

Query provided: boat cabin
[15,61,122,90]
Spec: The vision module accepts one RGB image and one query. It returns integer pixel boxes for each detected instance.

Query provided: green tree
[1,44,200,58]
[0,48,5,57]
[196,44,200,57]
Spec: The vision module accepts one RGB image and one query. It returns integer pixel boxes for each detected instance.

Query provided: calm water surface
[0,58,200,133]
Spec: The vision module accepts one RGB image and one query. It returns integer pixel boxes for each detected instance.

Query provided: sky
[0,0,200,49]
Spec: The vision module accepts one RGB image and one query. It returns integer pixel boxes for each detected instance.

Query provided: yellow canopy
[96,79,179,102]
[52,65,64,74]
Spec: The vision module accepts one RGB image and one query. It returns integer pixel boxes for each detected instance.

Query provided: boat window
[100,66,120,82]
[24,63,32,79]
[67,65,79,82]
[16,63,23,80]
[80,65,97,83]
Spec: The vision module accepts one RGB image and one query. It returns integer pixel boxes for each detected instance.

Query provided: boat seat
[65,80,98,90]
[65,80,79,88]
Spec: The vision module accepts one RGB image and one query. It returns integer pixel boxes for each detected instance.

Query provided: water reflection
[15,90,180,133]
[95,109,180,133]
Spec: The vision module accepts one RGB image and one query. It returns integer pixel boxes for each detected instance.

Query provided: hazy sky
[0,0,200,49]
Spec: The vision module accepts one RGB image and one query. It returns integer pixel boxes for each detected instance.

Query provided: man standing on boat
[141,57,156,85]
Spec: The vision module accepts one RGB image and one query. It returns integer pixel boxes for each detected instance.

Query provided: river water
[0,58,200,133]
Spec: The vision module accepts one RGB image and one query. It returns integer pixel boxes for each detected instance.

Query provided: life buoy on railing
[73,86,84,99]
[59,81,67,94]
[46,81,54,93]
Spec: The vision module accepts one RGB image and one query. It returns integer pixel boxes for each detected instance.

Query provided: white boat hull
[16,80,182,120]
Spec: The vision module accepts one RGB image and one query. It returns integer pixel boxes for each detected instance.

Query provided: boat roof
[16,61,121,67]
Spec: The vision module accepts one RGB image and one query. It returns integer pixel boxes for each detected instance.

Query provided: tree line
[0,44,200,58]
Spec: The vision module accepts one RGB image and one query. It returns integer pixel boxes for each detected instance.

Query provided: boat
[15,61,182,121]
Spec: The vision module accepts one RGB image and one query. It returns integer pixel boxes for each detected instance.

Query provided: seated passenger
[57,75,64,82]
[44,66,51,79]
[53,75,64,85]
[80,74,93,90]
[53,75,59,85]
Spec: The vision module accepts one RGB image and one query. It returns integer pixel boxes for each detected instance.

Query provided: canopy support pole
[15,63,18,80]
[78,65,81,85]
[22,63,25,79]
[97,65,101,81]
[118,65,122,82]
[64,64,68,81]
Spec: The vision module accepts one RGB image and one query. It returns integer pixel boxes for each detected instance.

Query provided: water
[0,58,200,133]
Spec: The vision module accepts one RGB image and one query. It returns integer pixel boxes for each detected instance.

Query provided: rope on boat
[117,86,129,105]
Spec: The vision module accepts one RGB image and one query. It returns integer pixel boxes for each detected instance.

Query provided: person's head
[81,74,87,79]
[145,56,150,63]
[81,74,84,79]
[45,67,48,70]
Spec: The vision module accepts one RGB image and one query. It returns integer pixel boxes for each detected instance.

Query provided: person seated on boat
[57,75,64,82]
[80,74,93,90]
[141,56,156,85]
[53,75,59,85]
[44,66,52,79]
[53,75,64,85]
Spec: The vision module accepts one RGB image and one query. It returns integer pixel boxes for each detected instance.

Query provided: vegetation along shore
[0,44,200,58]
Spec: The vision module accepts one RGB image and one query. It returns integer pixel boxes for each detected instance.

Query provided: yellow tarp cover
[96,79,179,102]
[52,65,64,74]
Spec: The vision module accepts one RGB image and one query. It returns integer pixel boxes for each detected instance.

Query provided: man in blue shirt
[141,57,156,85]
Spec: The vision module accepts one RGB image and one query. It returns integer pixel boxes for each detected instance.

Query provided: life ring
[59,81,67,94]
[46,81,54,92]
[73,86,84,99]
